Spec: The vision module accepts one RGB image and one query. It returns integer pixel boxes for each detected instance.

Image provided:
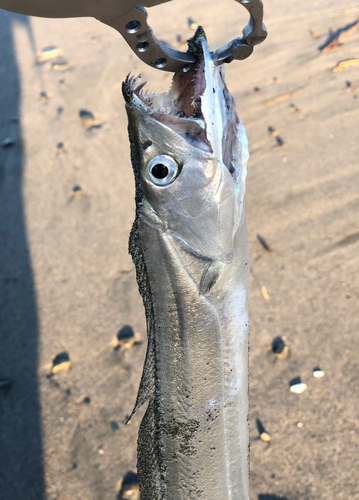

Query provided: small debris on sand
[319,20,359,53]
[332,59,359,72]
[71,185,83,196]
[273,77,281,84]
[52,59,73,71]
[268,126,279,137]
[309,30,318,39]
[91,36,99,44]
[117,471,140,500]
[289,377,307,394]
[256,418,271,442]
[261,285,270,301]
[38,91,49,102]
[51,351,71,373]
[257,234,272,252]
[58,79,66,85]
[253,86,261,93]
[297,422,304,428]
[313,367,325,378]
[1,138,15,148]
[272,336,289,359]
[187,17,198,31]
[38,46,62,62]
[79,109,100,129]
[176,34,187,44]
[290,103,300,112]
[0,379,12,395]
[276,136,285,147]
[56,142,66,153]
[260,432,271,442]
[264,85,307,105]
[346,81,355,91]
[82,396,91,404]
[113,325,141,350]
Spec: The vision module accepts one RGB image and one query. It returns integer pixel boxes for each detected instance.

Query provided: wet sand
[0,1,358,499]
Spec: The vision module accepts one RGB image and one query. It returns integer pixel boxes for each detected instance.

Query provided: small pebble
[313,367,324,378]
[0,379,12,395]
[346,81,355,91]
[38,46,62,62]
[115,325,140,350]
[82,396,91,404]
[271,336,289,359]
[273,76,281,84]
[260,432,271,442]
[1,138,15,148]
[297,422,303,428]
[290,103,300,112]
[72,185,82,194]
[282,156,288,162]
[118,472,139,500]
[187,17,198,30]
[256,419,271,442]
[52,59,72,71]
[276,136,285,147]
[38,91,49,102]
[56,142,66,153]
[91,36,99,44]
[290,377,307,394]
[309,30,318,39]
[52,351,71,373]
[176,34,187,44]
[79,109,98,129]
[268,126,278,136]
[99,448,105,455]
[253,86,261,93]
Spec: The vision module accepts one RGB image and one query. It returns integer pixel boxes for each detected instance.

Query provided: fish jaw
[122,28,248,263]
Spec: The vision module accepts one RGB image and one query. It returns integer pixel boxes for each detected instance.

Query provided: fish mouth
[123,27,239,161]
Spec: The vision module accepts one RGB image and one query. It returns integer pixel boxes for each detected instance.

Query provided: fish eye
[146,155,179,186]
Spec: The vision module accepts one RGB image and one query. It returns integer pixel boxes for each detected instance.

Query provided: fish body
[123,28,249,500]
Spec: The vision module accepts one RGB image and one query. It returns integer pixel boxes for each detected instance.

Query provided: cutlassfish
[122,28,249,500]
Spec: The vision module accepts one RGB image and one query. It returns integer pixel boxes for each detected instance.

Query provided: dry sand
[0,1,358,499]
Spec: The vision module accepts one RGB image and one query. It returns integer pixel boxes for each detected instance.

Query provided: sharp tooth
[135,81,148,95]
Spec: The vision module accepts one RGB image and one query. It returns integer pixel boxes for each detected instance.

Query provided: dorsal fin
[127,221,156,422]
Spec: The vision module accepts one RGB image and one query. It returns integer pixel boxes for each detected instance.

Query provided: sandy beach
[0,1,358,499]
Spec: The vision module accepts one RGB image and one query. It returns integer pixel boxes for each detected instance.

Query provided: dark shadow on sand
[0,10,45,500]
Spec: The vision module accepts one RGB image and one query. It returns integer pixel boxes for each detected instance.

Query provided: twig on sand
[263,85,307,105]
[332,58,359,72]
[319,20,359,53]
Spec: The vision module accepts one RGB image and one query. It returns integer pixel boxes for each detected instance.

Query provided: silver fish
[123,28,249,500]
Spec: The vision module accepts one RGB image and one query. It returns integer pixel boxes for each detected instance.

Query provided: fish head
[123,28,249,263]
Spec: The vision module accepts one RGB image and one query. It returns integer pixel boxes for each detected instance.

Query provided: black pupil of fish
[151,163,169,180]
